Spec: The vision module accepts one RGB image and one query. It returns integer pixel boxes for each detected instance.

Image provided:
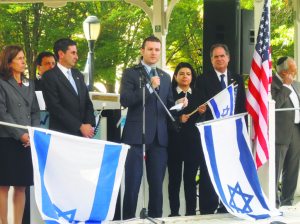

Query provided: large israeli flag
[197,115,281,220]
[207,84,236,119]
[28,127,129,224]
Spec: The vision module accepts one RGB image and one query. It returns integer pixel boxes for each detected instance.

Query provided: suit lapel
[210,71,222,94]
[227,71,236,85]
[273,75,282,89]
[156,68,164,96]
[71,69,83,100]
[7,78,30,105]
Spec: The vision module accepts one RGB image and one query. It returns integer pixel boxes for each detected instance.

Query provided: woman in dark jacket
[0,45,40,224]
[167,62,205,216]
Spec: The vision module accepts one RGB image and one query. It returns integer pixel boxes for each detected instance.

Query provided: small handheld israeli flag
[28,127,129,223]
[196,115,281,220]
[207,84,236,119]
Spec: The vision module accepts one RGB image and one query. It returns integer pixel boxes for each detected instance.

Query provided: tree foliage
[167,0,203,74]
[0,0,296,92]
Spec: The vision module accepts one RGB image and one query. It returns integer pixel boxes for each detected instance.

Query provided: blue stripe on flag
[248,214,270,219]
[203,126,231,210]
[209,99,220,118]
[45,221,59,224]
[228,85,234,115]
[33,130,58,220]
[235,119,270,212]
[89,144,122,221]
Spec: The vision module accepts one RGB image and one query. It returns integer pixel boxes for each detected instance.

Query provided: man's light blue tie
[220,74,226,90]
[67,70,78,94]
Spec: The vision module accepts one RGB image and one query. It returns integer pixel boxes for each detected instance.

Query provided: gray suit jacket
[271,75,300,145]
[0,77,40,140]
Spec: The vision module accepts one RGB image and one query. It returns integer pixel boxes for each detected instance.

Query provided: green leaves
[0,0,295,91]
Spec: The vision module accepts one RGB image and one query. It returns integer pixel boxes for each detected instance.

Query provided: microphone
[150,66,159,92]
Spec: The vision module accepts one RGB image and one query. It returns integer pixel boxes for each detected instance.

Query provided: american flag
[246,0,271,168]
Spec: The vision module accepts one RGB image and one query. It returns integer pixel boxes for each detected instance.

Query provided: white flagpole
[0,120,27,130]
[268,97,276,208]
[267,0,276,208]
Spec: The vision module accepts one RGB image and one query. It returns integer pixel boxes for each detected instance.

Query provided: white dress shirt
[215,69,228,88]
[276,74,300,124]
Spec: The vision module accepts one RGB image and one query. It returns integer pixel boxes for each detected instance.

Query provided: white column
[293,0,300,81]
[254,0,264,37]
[152,0,167,69]
[292,0,300,196]
[124,0,180,69]
[268,98,276,208]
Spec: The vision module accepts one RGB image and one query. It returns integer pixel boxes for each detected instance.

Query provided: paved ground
[113,205,300,224]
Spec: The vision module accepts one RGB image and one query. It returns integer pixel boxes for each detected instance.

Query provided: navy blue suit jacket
[195,70,246,121]
[42,66,95,136]
[120,64,174,147]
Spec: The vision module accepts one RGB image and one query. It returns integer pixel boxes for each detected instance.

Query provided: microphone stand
[136,65,178,128]
[137,67,167,224]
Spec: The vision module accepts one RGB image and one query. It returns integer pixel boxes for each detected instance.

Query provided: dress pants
[276,124,300,206]
[168,155,199,216]
[123,139,167,219]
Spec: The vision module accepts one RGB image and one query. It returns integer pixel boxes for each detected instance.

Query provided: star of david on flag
[28,127,129,223]
[196,115,281,220]
[207,83,237,119]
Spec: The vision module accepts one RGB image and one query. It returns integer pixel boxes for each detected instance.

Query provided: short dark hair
[210,43,230,58]
[35,51,56,66]
[141,35,161,49]
[172,62,197,89]
[0,45,24,80]
[53,38,76,59]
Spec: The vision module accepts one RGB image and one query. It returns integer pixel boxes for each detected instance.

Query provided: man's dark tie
[149,68,156,78]
[220,74,226,90]
[149,68,159,92]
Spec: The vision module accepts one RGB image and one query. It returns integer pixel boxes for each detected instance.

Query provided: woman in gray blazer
[0,45,40,224]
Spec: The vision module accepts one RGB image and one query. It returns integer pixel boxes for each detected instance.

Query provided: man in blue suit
[120,36,174,219]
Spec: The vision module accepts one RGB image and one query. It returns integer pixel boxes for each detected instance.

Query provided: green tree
[240,0,294,60]
[0,3,100,78]
[167,0,203,74]
[0,0,296,92]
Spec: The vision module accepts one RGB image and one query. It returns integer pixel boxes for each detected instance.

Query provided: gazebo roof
[0,0,113,8]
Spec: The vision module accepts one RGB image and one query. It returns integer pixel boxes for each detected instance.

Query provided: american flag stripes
[246,0,271,168]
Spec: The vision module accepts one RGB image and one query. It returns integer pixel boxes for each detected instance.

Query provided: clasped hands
[80,124,95,138]
[20,133,30,148]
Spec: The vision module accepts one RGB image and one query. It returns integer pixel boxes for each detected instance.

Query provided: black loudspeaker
[241,9,255,75]
[203,0,241,75]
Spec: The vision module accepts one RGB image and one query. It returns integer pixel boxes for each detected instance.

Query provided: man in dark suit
[195,43,246,214]
[42,38,95,137]
[34,51,56,91]
[271,56,300,207]
[120,36,175,219]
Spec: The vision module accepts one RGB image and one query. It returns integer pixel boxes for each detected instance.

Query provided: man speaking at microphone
[120,35,179,219]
